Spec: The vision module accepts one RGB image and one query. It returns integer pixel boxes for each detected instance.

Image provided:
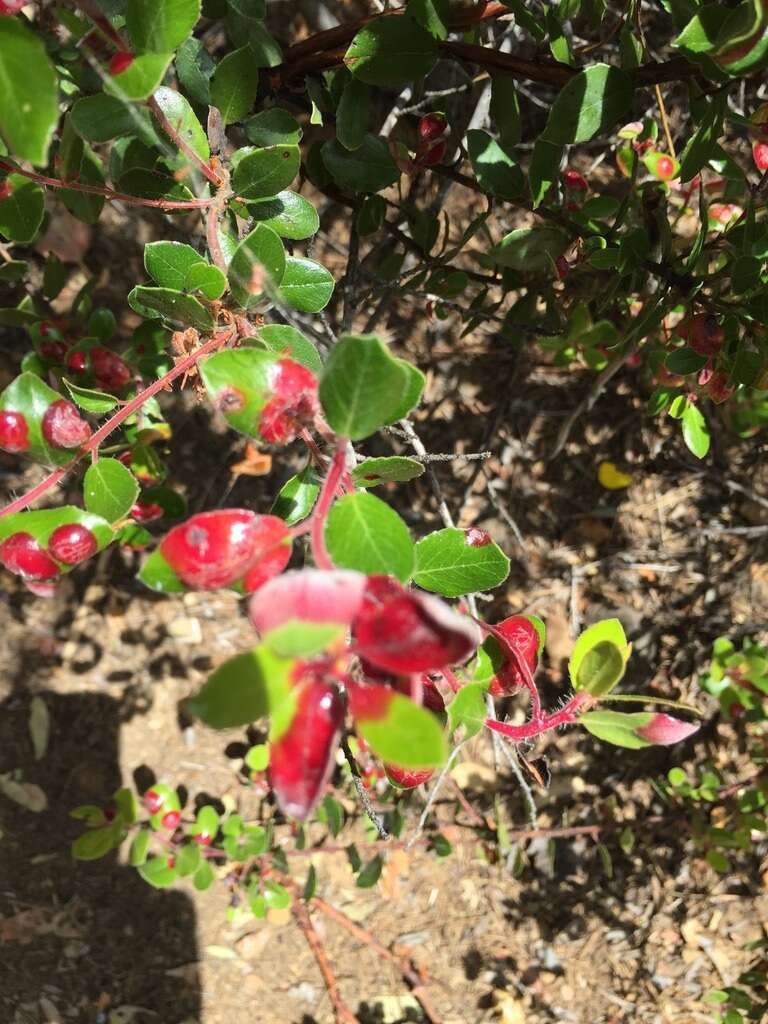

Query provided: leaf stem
[309,440,347,570]
[485,692,593,742]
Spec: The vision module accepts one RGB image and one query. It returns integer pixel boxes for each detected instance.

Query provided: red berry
[418,113,447,143]
[41,399,91,449]
[464,528,491,548]
[167,855,176,869]
[0,410,29,453]
[655,155,675,180]
[0,532,60,581]
[161,509,263,590]
[161,810,181,829]
[91,347,131,391]
[47,523,98,565]
[241,515,292,593]
[685,314,724,358]
[385,763,434,789]
[41,341,68,363]
[753,141,768,172]
[0,0,26,12]
[66,350,89,375]
[109,51,134,75]
[143,789,165,814]
[131,500,164,523]
[194,831,213,846]
[0,178,14,201]
[555,255,571,280]
[562,169,588,192]
[39,322,55,338]
[269,678,345,820]
[259,359,320,445]
[419,139,446,167]
[487,615,540,697]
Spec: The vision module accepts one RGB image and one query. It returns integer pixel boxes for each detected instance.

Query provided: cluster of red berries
[0,523,98,589]
[0,399,91,455]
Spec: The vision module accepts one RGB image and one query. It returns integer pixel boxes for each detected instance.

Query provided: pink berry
[143,789,165,814]
[418,113,447,143]
[0,532,60,581]
[0,410,29,453]
[258,359,320,445]
[753,141,768,172]
[41,399,91,449]
[91,347,131,391]
[464,528,491,547]
[41,341,68,363]
[161,509,263,590]
[0,1,25,16]
[161,810,181,829]
[109,51,134,75]
[194,831,213,846]
[66,350,89,375]
[562,169,588,192]
[131,500,164,523]
[241,515,292,593]
[48,523,98,565]
[385,764,434,789]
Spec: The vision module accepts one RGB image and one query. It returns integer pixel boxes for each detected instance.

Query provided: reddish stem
[0,330,233,519]
[310,440,348,570]
[0,160,216,210]
[147,95,223,189]
[485,692,592,741]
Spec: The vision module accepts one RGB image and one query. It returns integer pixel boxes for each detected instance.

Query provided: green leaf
[185,261,227,299]
[666,347,707,375]
[345,14,438,87]
[0,506,113,559]
[227,224,286,309]
[145,240,205,290]
[152,86,210,161]
[356,194,386,236]
[319,794,344,836]
[677,99,724,182]
[232,145,301,199]
[321,135,400,193]
[353,688,447,768]
[129,830,151,866]
[258,324,322,375]
[138,856,178,888]
[319,334,424,440]
[128,286,214,331]
[83,458,140,524]
[138,548,187,593]
[490,226,569,271]
[104,53,173,101]
[187,646,295,731]
[61,379,118,415]
[681,400,710,458]
[490,74,521,148]
[199,347,278,434]
[175,36,214,106]
[528,138,563,208]
[0,176,44,243]
[274,256,335,313]
[127,0,201,53]
[547,7,573,64]
[447,682,488,742]
[542,64,633,144]
[0,260,27,282]
[466,130,525,200]
[193,860,215,890]
[70,95,160,146]
[247,190,319,240]
[263,621,346,658]
[72,825,120,861]
[356,855,383,888]
[336,77,371,151]
[574,641,626,696]
[264,880,291,909]
[351,456,425,488]
[731,254,762,294]
[175,841,201,877]
[0,18,59,165]
[117,168,195,203]
[326,492,414,581]
[245,744,269,771]
[569,618,629,689]
[413,527,510,598]
[243,108,302,147]
[408,0,449,39]
[271,466,320,525]
[0,372,82,467]
[580,709,653,749]
[211,46,261,124]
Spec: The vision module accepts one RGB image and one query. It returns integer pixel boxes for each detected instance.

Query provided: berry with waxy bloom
[42,400,91,449]
[385,763,434,789]
[240,515,292,594]
[269,677,345,820]
[161,509,264,590]
[109,51,134,75]
[0,533,60,581]
[249,569,368,635]
[0,409,29,453]
[635,713,698,745]
[259,359,320,445]
[91,347,131,391]
[487,615,540,696]
[161,810,181,829]
[48,523,98,565]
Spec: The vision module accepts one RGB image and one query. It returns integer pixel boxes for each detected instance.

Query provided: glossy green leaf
[211,46,261,124]
[682,399,710,458]
[199,346,278,434]
[247,190,319,240]
[351,456,425,488]
[0,176,44,244]
[71,825,120,861]
[271,466,320,525]
[128,286,214,331]
[0,18,59,165]
[152,86,210,161]
[321,135,400,193]
[83,458,140,524]
[413,527,510,598]
[70,95,160,146]
[466,130,525,200]
[185,261,227,299]
[104,53,172,101]
[408,0,449,39]
[542,64,633,144]
[175,841,201,877]
[187,646,296,733]
[263,621,346,658]
[677,99,724,182]
[337,77,371,151]
[580,709,653,749]
[60,147,106,225]
[325,492,414,581]
[356,855,383,888]
[574,641,626,696]
[129,830,151,866]
[62,379,119,415]
[569,618,629,689]
[319,334,424,440]
[127,0,201,53]
[193,860,215,890]
[227,224,286,309]
[145,240,206,290]
[354,689,447,768]
[528,137,563,208]
[138,856,178,888]
[490,74,522,148]
[175,36,214,106]
[345,14,438,87]
[490,226,569,271]
[275,256,335,313]
[0,260,27,282]
[243,108,302,147]
[138,548,187,593]
[232,145,301,199]
[447,682,488,742]
[257,324,321,374]
[245,744,269,771]
[666,347,707,376]
[117,168,195,203]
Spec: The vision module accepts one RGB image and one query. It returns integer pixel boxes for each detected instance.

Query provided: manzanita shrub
[9,0,767,922]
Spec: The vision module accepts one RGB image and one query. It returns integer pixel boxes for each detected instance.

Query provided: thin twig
[341,738,390,840]
[147,95,223,188]
[291,898,361,1024]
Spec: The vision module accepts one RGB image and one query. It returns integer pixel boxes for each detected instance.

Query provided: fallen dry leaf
[0,773,47,812]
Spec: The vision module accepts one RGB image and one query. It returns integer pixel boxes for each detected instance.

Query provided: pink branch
[485,692,592,741]
[0,330,233,519]
[310,440,348,570]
